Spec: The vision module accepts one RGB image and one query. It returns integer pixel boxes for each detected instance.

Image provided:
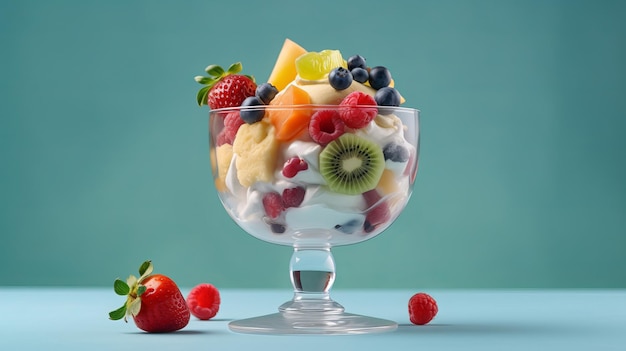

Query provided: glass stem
[279,247,344,314]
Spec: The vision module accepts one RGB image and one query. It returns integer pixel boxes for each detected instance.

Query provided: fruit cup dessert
[196,39,420,334]
[196,39,419,247]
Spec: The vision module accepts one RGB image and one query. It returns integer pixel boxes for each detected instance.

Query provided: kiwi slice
[319,133,385,195]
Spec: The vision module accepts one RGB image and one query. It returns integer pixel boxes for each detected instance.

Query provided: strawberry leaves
[108,260,154,321]
[113,279,130,295]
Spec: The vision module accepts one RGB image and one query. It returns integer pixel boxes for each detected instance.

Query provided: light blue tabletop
[1,288,624,350]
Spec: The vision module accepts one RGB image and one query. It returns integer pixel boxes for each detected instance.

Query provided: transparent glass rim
[209,104,420,113]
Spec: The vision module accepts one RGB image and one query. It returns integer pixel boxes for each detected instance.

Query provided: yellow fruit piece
[267,38,308,92]
[295,49,346,80]
[296,79,376,105]
[232,120,279,187]
[376,169,400,195]
[388,79,406,104]
[214,144,233,192]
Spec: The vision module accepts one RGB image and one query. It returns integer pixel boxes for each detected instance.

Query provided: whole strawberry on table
[109,261,190,333]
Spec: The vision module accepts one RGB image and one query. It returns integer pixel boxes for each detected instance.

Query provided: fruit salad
[196,39,418,246]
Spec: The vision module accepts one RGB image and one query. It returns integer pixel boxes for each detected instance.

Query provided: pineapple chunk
[214,144,234,192]
[232,121,279,187]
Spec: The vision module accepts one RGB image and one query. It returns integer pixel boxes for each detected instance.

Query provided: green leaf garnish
[205,64,224,76]
[136,285,147,297]
[196,85,210,106]
[113,279,130,296]
[109,305,127,320]
[227,62,242,74]
[194,76,216,85]
[138,260,153,278]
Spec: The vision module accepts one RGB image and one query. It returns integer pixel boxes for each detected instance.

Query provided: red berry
[403,149,418,183]
[408,293,438,325]
[132,274,190,332]
[208,74,257,110]
[187,283,221,320]
[339,91,377,129]
[282,187,306,208]
[362,190,391,233]
[222,111,244,144]
[215,131,228,146]
[282,157,308,178]
[109,261,190,333]
[308,110,345,146]
[262,192,284,219]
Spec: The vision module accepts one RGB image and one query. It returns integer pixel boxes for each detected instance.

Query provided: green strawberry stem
[108,260,153,322]
[194,62,254,106]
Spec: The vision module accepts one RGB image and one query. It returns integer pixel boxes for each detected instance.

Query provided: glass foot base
[228,312,397,335]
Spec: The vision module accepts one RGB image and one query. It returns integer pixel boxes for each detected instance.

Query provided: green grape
[296,50,346,80]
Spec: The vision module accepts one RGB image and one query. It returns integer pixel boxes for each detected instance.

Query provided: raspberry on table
[408,292,438,325]
[186,283,221,320]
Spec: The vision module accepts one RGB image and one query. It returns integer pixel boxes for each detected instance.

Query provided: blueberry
[347,55,367,70]
[368,66,391,90]
[383,142,410,162]
[240,96,265,124]
[334,219,361,234]
[351,67,369,83]
[270,223,286,234]
[374,87,401,107]
[255,82,278,104]
[363,220,376,233]
[328,67,353,90]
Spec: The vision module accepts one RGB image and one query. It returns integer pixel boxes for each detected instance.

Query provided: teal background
[1,0,625,289]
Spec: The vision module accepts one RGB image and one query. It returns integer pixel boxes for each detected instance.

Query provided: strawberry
[109,260,190,333]
[195,62,256,109]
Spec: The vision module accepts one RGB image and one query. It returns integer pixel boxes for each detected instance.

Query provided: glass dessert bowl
[209,104,420,334]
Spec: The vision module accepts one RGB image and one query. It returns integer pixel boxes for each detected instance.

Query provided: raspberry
[308,110,345,146]
[282,187,305,208]
[262,192,284,219]
[408,293,438,325]
[222,111,244,144]
[282,157,308,178]
[362,190,391,233]
[187,283,221,320]
[215,131,229,146]
[339,91,377,129]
